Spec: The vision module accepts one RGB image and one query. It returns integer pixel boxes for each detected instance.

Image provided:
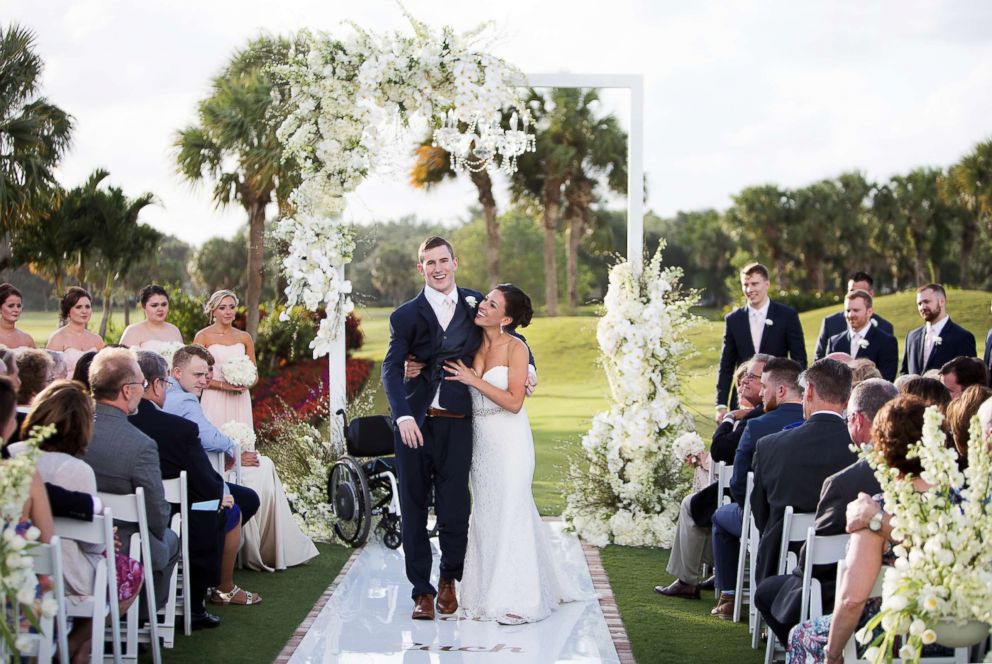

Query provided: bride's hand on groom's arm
[443,359,479,386]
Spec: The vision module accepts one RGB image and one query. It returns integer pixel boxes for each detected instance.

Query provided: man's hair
[845,289,873,309]
[850,358,882,385]
[87,347,138,401]
[917,283,946,298]
[848,271,874,287]
[900,376,951,412]
[135,350,169,383]
[804,358,853,405]
[418,236,454,262]
[26,380,94,457]
[762,358,802,395]
[172,344,213,370]
[848,378,898,424]
[739,262,769,280]
[752,353,774,365]
[15,348,53,404]
[940,356,989,389]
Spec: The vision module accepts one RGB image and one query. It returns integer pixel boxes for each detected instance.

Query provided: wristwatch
[868,508,883,533]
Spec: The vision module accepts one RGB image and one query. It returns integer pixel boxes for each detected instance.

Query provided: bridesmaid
[193,289,256,422]
[119,284,184,350]
[45,287,104,378]
[0,283,37,349]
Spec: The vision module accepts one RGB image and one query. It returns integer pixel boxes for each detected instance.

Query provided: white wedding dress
[459,366,588,624]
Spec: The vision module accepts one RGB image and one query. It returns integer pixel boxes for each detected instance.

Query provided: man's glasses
[122,379,149,390]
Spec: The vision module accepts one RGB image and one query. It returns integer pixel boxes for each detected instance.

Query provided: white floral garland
[563,246,702,547]
[272,15,527,356]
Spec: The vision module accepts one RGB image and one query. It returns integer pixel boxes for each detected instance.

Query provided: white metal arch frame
[328,73,644,416]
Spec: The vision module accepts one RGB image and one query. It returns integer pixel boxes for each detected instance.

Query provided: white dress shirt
[924,315,949,367]
[747,299,771,353]
[848,322,870,359]
[395,286,460,425]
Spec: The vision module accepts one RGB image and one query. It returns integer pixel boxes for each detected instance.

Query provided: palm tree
[940,139,992,288]
[411,140,501,288]
[175,35,299,338]
[0,24,73,236]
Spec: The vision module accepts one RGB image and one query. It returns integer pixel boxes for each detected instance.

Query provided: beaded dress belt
[426,408,466,419]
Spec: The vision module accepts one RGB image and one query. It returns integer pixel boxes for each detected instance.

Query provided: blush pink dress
[200,343,317,571]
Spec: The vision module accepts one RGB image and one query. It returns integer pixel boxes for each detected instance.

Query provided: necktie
[439,297,455,330]
[850,332,860,359]
[923,327,935,367]
[750,311,762,353]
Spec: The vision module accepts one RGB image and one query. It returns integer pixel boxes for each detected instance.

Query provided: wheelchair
[327,410,441,549]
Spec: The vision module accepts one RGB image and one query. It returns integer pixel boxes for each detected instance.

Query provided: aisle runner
[280,522,627,663]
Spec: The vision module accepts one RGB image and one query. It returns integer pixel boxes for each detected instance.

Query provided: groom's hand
[397,419,424,448]
[404,355,425,379]
[525,365,538,396]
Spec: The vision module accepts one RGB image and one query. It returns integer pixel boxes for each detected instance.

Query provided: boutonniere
[933,335,942,346]
[870,318,878,327]
[764,319,773,327]
[857,338,870,350]
[464,295,478,308]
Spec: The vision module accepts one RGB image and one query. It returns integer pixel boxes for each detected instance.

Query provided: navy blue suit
[716,301,807,407]
[729,403,805,506]
[813,311,892,362]
[826,325,899,381]
[983,328,991,382]
[900,318,977,375]
[381,287,482,599]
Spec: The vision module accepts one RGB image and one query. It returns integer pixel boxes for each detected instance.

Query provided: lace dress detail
[459,366,589,624]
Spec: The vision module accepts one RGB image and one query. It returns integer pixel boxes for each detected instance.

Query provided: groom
[381,236,484,620]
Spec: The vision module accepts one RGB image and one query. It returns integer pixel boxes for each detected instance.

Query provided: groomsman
[900,284,977,376]
[813,271,893,362]
[716,263,806,421]
[825,290,899,381]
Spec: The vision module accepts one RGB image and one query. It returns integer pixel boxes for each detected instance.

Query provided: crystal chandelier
[432,109,536,176]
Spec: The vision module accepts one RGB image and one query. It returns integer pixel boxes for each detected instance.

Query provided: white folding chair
[160,472,191,645]
[764,506,816,664]
[798,528,850,623]
[733,471,755,623]
[748,513,762,648]
[52,510,123,664]
[835,560,970,663]
[18,537,66,664]
[700,459,718,582]
[212,442,242,484]
[712,461,734,598]
[98,488,162,664]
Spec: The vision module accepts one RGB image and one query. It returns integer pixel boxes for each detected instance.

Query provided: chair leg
[764,626,777,664]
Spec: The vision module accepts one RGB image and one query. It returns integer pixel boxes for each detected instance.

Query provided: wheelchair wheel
[381,515,402,550]
[329,457,372,547]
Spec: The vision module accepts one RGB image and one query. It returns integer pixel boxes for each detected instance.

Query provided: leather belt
[426,408,466,419]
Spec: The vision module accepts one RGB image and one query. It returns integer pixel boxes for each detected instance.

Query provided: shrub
[251,356,372,430]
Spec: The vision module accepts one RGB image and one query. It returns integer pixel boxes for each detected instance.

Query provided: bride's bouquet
[856,406,992,662]
[220,421,257,453]
[222,356,257,388]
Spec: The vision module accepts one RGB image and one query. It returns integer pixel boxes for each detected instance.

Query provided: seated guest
[944,384,992,468]
[26,380,144,660]
[789,396,953,662]
[130,350,261,617]
[70,349,98,389]
[900,376,951,413]
[984,302,991,383]
[901,283,976,375]
[709,358,805,618]
[814,272,893,362]
[81,347,179,611]
[0,347,21,393]
[45,349,68,382]
[849,358,882,386]
[825,289,898,381]
[893,373,918,391]
[656,354,770,600]
[754,378,898,644]
[750,359,857,586]
[938,356,989,400]
[12,349,54,441]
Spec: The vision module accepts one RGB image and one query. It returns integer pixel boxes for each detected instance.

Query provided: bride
[444,284,585,624]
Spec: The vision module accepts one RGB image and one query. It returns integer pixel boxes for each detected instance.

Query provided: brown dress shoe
[436,578,458,614]
[654,579,700,599]
[710,593,734,620]
[412,594,436,620]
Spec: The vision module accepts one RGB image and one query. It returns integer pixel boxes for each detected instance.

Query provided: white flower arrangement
[858,338,870,350]
[220,421,257,453]
[764,318,774,327]
[464,295,478,308]
[856,406,992,663]
[157,341,184,368]
[932,335,943,346]
[1,424,57,652]
[221,355,258,388]
[562,244,701,547]
[270,15,527,356]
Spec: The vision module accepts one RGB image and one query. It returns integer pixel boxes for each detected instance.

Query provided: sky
[6,1,992,246]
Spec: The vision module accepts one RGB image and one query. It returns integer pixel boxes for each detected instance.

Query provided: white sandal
[210,585,262,606]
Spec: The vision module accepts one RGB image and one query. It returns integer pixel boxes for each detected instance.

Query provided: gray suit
[83,402,179,609]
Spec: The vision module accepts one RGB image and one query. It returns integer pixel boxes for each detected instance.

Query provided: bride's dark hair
[496,284,533,329]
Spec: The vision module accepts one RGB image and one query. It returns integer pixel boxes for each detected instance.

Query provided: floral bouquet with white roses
[563,244,702,547]
[157,341,185,368]
[221,356,257,388]
[220,421,257,453]
[855,406,992,663]
[1,424,59,655]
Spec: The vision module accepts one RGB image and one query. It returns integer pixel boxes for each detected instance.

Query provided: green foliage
[190,229,248,294]
[163,283,207,342]
[254,305,316,375]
